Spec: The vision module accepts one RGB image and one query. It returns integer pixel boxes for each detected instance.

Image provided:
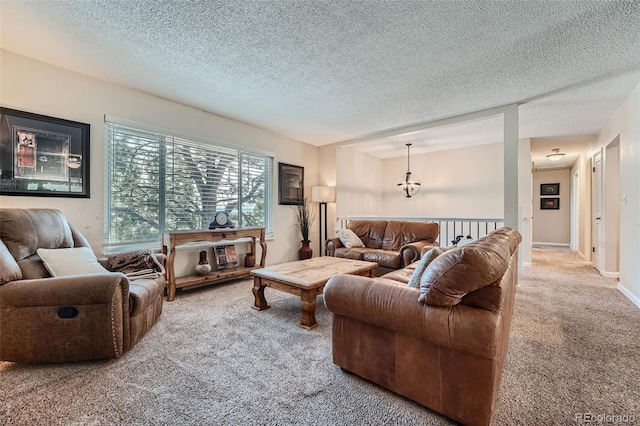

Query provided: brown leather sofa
[324,227,521,426]
[0,208,164,363]
[326,220,439,275]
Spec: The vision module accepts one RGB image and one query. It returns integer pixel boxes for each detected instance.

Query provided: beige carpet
[1,246,638,425]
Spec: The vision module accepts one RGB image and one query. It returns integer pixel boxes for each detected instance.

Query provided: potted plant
[294,197,315,259]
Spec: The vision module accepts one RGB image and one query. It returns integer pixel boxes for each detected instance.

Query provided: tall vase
[194,250,211,276]
[298,240,312,260]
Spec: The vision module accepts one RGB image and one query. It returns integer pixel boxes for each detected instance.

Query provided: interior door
[592,150,603,271]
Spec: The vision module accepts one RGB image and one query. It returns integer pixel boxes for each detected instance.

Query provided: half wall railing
[336,216,504,247]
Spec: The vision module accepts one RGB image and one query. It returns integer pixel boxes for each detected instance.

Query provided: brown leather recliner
[0,208,164,363]
[326,220,439,276]
[324,227,522,426]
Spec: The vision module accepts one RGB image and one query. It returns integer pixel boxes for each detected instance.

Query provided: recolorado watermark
[575,413,636,424]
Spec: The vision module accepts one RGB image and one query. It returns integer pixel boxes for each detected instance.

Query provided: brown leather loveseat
[324,227,522,426]
[326,220,439,275]
[0,208,164,363]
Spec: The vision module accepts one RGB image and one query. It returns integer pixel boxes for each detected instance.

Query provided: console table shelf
[162,227,266,301]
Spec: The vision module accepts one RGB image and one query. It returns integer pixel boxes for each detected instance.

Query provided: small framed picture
[540,183,559,196]
[278,162,304,205]
[540,198,560,210]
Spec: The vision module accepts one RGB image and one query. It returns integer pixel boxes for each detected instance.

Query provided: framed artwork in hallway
[540,183,559,196]
[541,197,560,210]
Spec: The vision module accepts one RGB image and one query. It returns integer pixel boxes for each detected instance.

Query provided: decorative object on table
[397,143,421,198]
[540,183,560,195]
[209,210,235,229]
[540,197,560,210]
[244,252,255,267]
[0,107,90,198]
[278,162,304,205]
[215,244,238,269]
[194,250,212,276]
[311,185,335,256]
[294,197,315,260]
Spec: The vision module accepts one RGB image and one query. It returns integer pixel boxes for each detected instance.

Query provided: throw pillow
[417,235,513,306]
[335,228,365,248]
[407,247,446,288]
[37,247,109,277]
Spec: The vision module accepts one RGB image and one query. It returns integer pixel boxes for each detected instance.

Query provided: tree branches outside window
[105,123,273,247]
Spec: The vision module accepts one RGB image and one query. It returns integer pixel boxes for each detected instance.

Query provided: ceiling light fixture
[397,143,421,198]
[546,148,565,162]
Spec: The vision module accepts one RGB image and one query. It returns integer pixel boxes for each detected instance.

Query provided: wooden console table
[162,227,267,301]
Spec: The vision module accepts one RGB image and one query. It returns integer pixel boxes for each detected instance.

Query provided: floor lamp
[311,186,335,256]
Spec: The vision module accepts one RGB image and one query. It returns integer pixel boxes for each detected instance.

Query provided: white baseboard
[600,270,620,279]
[532,242,570,247]
[617,284,640,310]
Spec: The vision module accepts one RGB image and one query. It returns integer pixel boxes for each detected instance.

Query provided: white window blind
[105,122,273,247]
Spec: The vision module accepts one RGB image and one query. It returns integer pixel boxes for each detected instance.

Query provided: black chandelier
[397,143,421,198]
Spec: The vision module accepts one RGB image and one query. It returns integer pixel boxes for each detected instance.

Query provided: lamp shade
[311,186,335,203]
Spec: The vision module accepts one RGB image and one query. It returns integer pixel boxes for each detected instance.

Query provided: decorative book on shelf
[214,244,238,269]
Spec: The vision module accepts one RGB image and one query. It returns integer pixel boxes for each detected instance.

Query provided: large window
[105,121,273,248]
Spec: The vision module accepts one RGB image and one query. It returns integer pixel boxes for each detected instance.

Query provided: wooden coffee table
[250,257,377,329]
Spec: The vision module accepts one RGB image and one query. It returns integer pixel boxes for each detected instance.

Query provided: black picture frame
[540,183,559,196]
[0,107,90,198]
[540,197,560,210]
[278,162,304,205]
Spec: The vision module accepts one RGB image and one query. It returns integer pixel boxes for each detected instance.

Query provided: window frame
[104,116,274,252]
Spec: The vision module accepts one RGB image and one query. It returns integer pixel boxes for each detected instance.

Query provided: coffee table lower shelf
[175,266,258,289]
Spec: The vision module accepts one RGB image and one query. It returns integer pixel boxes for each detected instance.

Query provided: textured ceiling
[1,0,639,166]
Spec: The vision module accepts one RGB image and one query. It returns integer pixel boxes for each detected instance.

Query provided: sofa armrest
[0,274,130,363]
[0,273,129,307]
[324,274,500,358]
[326,237,344,257]
[400,241,439,267]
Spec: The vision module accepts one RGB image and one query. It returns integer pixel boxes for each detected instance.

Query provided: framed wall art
[0,107,90,198]
[540,183,559,196]
[540,197,560,210]
[278,162,304,205]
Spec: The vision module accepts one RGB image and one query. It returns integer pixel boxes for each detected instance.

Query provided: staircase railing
[336,216,504,247]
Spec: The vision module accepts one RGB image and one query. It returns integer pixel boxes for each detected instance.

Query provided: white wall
[382,142,504,218]
[518,138,533,266]
[532,169,571,245]
[0,49,319,266]
[335,146,383,220]
[594,81,640,307]
[604,140,620,274]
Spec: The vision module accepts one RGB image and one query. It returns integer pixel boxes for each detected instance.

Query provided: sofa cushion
[418,227,521,306]
[335,228,365,248]
[335,247,366,260]
[37,247,110,277]
[129,277,164,316]
[0,209,74,261]
[17,255,51,280]
[407,246,447,288]
[382,262,418,284]
[347,220,387,249]
[362,249,401,269]
[0,240,22,284]
[382,221,439,251]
